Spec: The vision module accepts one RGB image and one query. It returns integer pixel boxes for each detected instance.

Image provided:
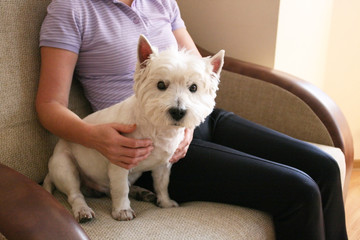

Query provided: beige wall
[177,0,280,68]
[274,0,360,159]
[324,0,360,160]
[178,0,360,159]
[274,0,333,87]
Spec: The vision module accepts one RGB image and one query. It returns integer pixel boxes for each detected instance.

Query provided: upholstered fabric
[216,70,334,146]
[0,0,92,183]
[0,0,53,182]
[52,191,275,240]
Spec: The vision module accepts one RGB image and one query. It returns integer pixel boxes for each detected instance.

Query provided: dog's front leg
[108,163,136,221]
[152,164,179,208]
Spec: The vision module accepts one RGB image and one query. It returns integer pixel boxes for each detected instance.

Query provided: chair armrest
[198,47,354,196]
[0,164,89,240]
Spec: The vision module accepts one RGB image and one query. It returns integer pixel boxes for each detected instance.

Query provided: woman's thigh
[170,139,320,210]
[197,109,342,187]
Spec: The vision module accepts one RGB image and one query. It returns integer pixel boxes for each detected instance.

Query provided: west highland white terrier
[43,35,225,222]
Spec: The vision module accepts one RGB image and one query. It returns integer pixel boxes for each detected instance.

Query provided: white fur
[43,35,224,222]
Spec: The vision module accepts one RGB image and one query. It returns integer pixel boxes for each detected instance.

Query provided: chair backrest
[216,70,334,146]
[0,0,92,182]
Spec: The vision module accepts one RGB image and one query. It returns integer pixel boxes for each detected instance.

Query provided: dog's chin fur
[43,35,224,223]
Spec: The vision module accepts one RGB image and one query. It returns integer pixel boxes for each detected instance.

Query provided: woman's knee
[277,170,322,216]
[310,149,342,187]
[297,174,322,207]
[273,172,325,239]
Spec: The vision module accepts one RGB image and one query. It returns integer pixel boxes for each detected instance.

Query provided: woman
[36,0,347,239]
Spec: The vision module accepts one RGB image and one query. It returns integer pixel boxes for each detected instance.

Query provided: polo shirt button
[133,18,140,24]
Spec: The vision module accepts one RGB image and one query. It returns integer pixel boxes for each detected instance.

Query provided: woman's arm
[36,47,153,169]
[173,28,201,57]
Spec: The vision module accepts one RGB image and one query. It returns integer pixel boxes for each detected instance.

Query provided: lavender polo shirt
[40,0,185,111]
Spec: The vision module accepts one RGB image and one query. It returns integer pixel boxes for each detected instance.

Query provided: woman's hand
[86,123,153,169]
[169,128,194,163]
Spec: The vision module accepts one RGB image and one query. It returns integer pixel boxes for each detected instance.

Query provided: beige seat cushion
[53,191,275,240]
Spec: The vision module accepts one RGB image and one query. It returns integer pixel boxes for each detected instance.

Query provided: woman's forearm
[36,100,93,147]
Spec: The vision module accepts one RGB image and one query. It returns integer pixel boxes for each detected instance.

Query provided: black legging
[135,109,347,240]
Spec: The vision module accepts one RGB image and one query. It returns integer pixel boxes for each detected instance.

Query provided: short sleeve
[39,0,82,54]
[169,0,186,31]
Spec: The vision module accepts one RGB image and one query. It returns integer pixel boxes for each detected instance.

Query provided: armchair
[0,1,353,239]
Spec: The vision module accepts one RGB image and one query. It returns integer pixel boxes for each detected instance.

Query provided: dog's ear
[209,50,225,75]
[138,35,153,67]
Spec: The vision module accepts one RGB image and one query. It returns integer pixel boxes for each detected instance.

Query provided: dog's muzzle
[169,108,187,121]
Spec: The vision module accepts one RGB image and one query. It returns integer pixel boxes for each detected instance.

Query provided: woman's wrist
[77,122,97,149]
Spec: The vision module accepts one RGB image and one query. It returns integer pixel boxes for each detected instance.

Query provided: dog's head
[133,35,224,129]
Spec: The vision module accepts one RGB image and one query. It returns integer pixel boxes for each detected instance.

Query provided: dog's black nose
[169,108,187,121]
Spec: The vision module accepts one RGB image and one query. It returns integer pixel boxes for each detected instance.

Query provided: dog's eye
[189,84,197,93]
[157,81,167,91]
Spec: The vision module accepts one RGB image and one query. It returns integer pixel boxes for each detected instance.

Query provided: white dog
[43,35,224,222]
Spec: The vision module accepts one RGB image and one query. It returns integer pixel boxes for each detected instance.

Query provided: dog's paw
[112,208,136,221]
[74,206,95,223]
[157,199,179,208]
[129,185,157,203]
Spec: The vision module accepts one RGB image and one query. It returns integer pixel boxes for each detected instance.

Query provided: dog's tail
[43,174,55,194]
